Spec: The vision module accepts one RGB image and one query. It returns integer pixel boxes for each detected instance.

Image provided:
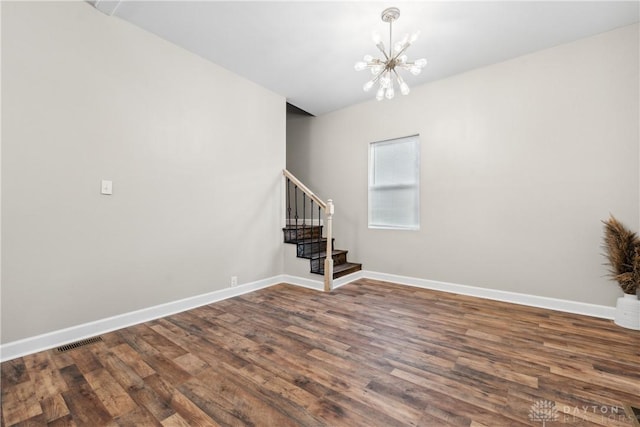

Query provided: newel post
[324,199,334,292]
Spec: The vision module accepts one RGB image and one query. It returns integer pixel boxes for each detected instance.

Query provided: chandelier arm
[367,59,385,66]
[392,44,411,61]
[376,43,390,61]
[372,68,386,83]
[363,68,386,92]
[392,69,410,95]
[392,68,404,84]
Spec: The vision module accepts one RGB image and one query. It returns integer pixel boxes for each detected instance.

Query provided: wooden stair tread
[333,262,362,274]
[290,237,331,244]
[312,262,362,279]
[311,249,348,260]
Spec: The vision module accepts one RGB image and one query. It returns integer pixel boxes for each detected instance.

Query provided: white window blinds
[368,135,420,230]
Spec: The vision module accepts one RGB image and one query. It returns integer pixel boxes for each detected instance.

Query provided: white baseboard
[280,274,323,291]
[0,275,284,362]
[282,269,364,291]
[0,269,615,362]
[361,270,616,320]
[334,269,365,288]
[281,269,616,320]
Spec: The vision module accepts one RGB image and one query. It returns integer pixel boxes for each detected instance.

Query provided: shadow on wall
[286,103,314,182]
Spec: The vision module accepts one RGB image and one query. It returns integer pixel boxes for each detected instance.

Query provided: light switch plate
[101,180,113,195]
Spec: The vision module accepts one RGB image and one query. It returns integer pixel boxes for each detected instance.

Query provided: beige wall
[1,2,285,343]
[287,24,639,305]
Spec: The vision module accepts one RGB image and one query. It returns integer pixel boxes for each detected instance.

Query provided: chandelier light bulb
[355,7,427,101]
[385,86,395,99]
[354,61,368,71]
[395,34,409,52]
[363,80,375,92]
[396,74,410,96]
[414,58,428,68]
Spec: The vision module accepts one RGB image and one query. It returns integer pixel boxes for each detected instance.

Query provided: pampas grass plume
[603,215,640,295]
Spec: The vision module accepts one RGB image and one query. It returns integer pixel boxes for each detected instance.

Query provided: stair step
[310,250,348,271]
[295,238,334,258]
[311,262,362,279]
[283,225,323,243]
[283,224,322,229]
[311,249,348,260]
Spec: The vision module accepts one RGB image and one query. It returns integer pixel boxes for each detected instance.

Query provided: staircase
[283,169,361,289]
[283,224,362,279]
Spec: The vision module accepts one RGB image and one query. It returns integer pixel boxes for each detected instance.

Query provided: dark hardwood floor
[2,279,640,426]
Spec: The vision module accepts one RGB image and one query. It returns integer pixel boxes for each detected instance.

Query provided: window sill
[368,225,420,231]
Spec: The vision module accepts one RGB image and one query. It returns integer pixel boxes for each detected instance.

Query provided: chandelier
[354,7,427,100]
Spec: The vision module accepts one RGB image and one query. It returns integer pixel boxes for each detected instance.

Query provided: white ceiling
[100,1,639,116]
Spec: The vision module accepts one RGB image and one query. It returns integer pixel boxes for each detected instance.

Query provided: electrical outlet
[231,276,238,287]
[101,180,113,195]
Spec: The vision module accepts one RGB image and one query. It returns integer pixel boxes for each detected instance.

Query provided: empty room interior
[2,1,640,426]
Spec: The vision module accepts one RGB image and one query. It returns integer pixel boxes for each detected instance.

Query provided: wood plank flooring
[2,279,640,426]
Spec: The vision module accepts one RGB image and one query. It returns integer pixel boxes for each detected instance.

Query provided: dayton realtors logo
[529,399,637,425]
[529,400,559,426]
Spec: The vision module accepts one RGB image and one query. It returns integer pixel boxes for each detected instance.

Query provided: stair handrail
[283,169,326,210]
[283,169,334,291]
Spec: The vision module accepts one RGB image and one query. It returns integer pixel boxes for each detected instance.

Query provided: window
[368,135,420,230]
